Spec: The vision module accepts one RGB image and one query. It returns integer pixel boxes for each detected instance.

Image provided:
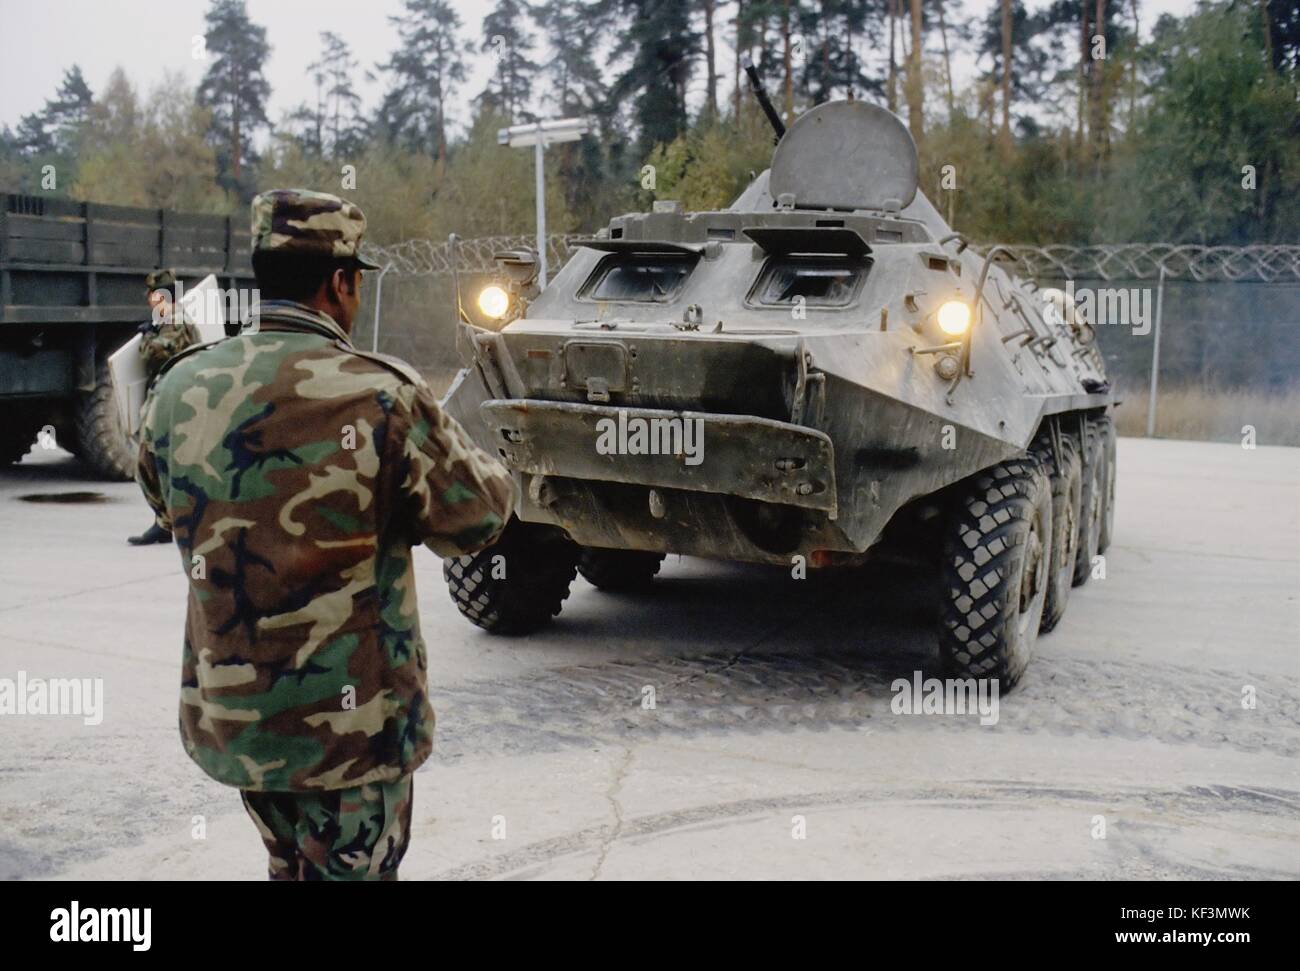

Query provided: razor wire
[979,243,1300,284]
[361,236,1300,284]
[360,235,580,277]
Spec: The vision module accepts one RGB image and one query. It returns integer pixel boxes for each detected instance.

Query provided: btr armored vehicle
[441,97,1116,687]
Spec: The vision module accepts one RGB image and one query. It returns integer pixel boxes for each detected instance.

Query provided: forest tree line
[0,0,1296,247]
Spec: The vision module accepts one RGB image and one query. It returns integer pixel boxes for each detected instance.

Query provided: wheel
[75,357,135,480]
[1072,420,1104,587]
[1033,431,1082,633]
[577,547,665,591]
[939,456,1053,689]
[1097,415,1116,554]
[443,519,578,634]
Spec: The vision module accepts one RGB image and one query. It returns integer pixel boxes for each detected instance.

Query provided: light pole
[371,261,392,354]
[498,117,590,288]
[1146,264,1166,438]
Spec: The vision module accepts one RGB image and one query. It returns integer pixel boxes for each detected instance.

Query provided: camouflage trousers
[239,776,413,881]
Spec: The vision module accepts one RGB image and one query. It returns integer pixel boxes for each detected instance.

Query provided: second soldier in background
[128,268,200,545]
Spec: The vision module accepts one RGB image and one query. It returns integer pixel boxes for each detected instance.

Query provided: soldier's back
[141,325,438,791]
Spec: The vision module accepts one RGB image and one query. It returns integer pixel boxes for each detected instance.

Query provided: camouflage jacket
[136,300,517,792]
[138,308,201,379]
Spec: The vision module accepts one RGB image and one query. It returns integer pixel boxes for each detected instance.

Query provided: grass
[1114,386,1300,446]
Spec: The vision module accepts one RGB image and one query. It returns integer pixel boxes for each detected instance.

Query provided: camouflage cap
[145,268,177,291]
[250,188,381,270]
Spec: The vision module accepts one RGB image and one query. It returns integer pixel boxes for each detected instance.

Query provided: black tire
[939,456,1053,689]
[443,519,578,634]
[577,547,665,591]
[1097,415,1116,554]
[1033,432,1082,634]
[1072,421,1104,587]
[75,358,135,481]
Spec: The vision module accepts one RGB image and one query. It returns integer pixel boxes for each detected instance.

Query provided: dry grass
[1114,386,1300,446]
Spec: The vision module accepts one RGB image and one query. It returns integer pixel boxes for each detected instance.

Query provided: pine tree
[287,32,365,157]
[533,0,606,117]
[702,0,720,118]
[797,1,885,106]
[377,0,467,160]
[479,0,538,123]
[1,65,94,188]
[976,0,1049,145]
[906,0,925,141]
[44,65,95,155]
[319,32,364,156]
[196,0,272,194]
[609,0,700,154]
[12,112,55,156]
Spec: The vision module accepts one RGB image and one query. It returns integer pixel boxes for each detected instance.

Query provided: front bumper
[479,398,838,513]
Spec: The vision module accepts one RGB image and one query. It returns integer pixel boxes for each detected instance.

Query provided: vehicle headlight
[477,285,510,320]
[937,300,971,337]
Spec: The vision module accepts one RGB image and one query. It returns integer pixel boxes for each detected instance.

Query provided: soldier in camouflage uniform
[139,268,202,378]
[135,189,517,880]
[129,269,202,546]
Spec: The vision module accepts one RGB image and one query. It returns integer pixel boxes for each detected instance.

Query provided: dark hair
[252,251,359,302]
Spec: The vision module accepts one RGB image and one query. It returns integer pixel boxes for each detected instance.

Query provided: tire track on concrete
[430,651,1300,761]
[428,781,1300,881]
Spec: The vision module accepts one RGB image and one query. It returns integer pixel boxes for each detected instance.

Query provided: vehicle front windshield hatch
[582,254,697,302]
[751,256,868,308]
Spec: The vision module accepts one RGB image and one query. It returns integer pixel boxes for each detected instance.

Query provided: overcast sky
[0,0,1196,135]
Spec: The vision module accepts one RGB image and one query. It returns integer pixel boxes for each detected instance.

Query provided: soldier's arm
[135,396,173,531]
[153,317,192,360]
[391,382,517,557]
[176,309,202,350]
[137,329,167,372]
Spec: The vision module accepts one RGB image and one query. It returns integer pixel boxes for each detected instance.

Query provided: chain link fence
[355,238,1300,443]
[360,237,1300,284]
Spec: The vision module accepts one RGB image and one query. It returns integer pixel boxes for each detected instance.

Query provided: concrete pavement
[0,437,1296,879]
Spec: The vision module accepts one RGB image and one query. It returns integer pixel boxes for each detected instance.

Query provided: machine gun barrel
[741,52,786,143]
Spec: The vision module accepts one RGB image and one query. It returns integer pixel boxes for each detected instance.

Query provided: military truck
[0,194,253,478]
[441,96,1116,688]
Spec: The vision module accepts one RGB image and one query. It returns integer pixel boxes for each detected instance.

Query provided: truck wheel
[1072,421,1104,587]
[443,520,578,634]
[75,358,135,481]
[1033,433,1082,634]
[939,456,1053,689]
[1097,416,1116,554]
[577,548,665,591]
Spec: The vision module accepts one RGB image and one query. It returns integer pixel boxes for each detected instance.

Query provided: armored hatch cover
[769,100,919,213]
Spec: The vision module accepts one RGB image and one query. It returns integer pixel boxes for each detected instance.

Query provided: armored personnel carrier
[441,95,1116,688]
